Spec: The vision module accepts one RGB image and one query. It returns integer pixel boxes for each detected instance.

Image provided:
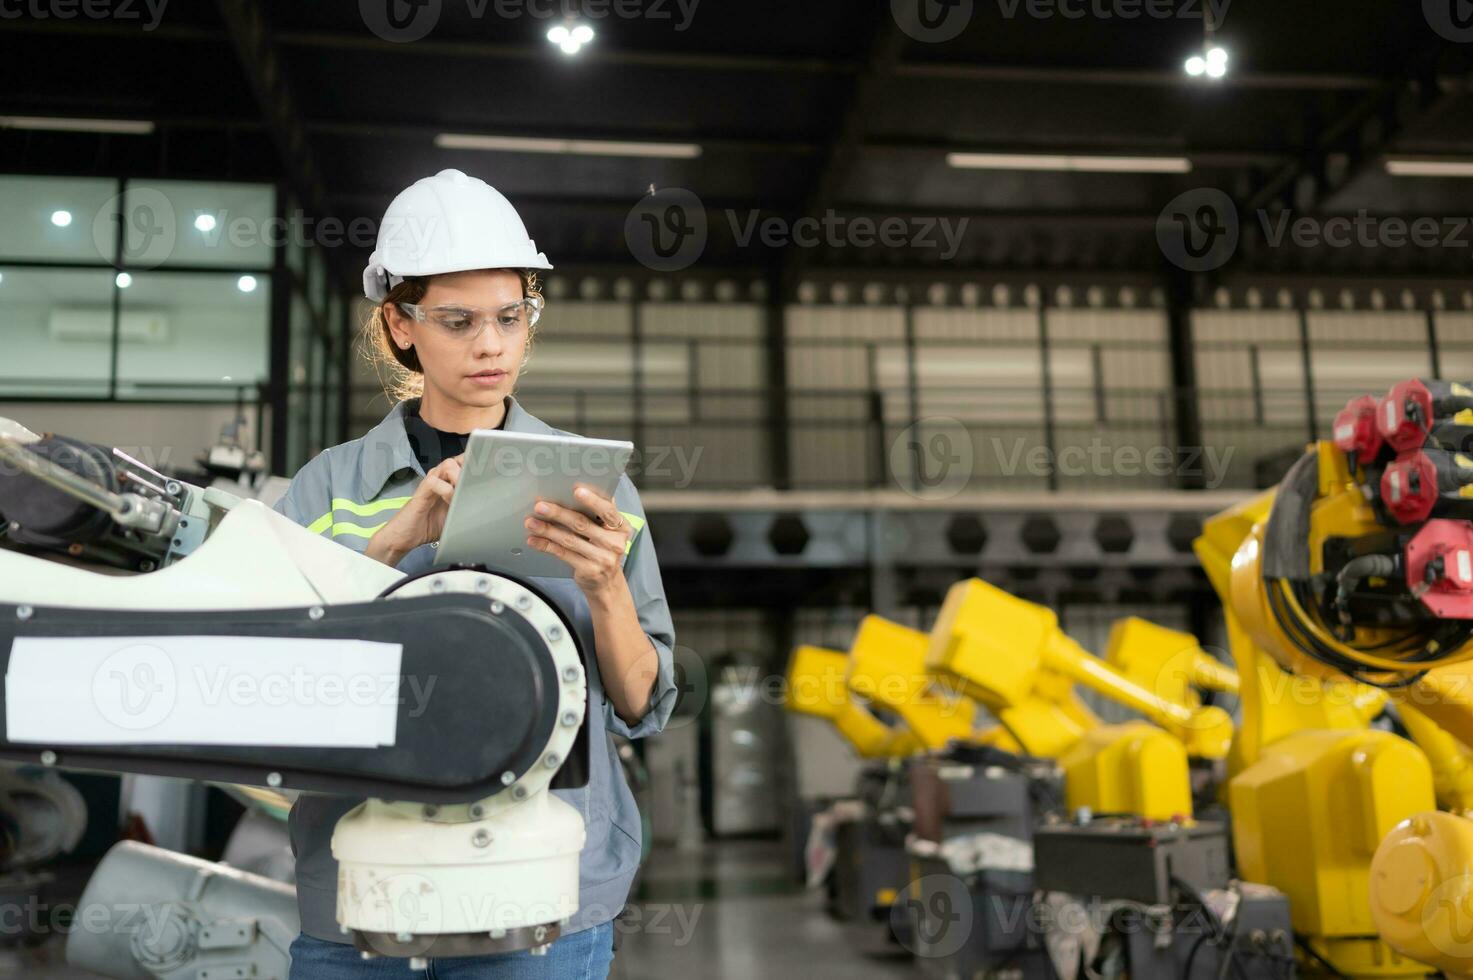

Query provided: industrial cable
[1334,554,1398,626]
[1172,875,1226,980]
[1181,931,1212,979]
[1280,561,1473,673]
[1267,580,1435,687]
[1293,934,1349,979]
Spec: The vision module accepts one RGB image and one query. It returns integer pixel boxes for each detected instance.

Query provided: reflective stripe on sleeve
[332,495,412,516]
[620,511,646,554]
[304,496,413,538]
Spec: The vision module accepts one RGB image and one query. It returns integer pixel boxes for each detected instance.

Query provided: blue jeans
[287,925,614,980]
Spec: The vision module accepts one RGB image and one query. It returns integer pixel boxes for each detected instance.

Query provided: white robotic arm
[0,424,591,963]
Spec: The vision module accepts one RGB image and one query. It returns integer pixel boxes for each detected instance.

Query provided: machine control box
[1033,817,1230,905]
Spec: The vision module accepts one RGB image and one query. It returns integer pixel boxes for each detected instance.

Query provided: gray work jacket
[272,395,678,943]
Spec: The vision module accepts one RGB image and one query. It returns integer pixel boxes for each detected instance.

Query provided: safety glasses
[397,296,544,341]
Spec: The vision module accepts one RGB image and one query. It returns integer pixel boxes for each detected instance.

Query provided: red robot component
[1405,520,1473,620]
[1382,451,1440,525]
[1334,395,1383,465]
[1379,449,1473,525]
[1377,379,1436,453]
[1376,379,1473,454]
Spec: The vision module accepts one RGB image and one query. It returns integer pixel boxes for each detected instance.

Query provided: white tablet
[434,429,635,579]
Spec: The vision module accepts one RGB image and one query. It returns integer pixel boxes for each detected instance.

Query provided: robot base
[352,923,562,959]
[335,789,585,958]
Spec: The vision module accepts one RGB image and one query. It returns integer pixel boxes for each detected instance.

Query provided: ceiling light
[0,115,154,135]
[946,153,1192,173]
[50,210,73,228]
[237,275,258,293]
[435,133,702,159]
[194,213,217,233]
[115,272,132,289]
[1186,45,1228,80]
[1385,158,1473,177]
[548,21,592,54]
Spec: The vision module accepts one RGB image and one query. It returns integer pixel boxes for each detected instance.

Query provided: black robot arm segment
[0,592,589,805]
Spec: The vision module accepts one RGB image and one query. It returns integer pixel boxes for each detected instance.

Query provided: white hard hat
[362,168,553,300]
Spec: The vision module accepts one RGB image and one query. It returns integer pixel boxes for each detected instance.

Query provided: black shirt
[404,398,506,472]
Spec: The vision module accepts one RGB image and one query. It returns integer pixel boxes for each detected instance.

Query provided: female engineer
[272,169,678,979]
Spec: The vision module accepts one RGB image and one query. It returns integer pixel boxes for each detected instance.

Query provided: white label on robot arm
[5,635,402,747]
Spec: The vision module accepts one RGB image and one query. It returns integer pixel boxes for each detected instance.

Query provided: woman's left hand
[525,484,632,597]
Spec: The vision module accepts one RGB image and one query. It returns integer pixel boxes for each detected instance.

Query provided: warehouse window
[911,309,1049,491]
[1437,314,1473,378]
[512,301,638,439]
[1045,309,1173,491]
[1305,311,1433,431]
[787,305,906,489]
[1192,310,1312,489]
[2,175,353,472]
[1,176,280,405]
[640,302,768,489]
[0,267,116,397]
[0,176,118,265]
[113,272,270,401]
[120,180,275,270]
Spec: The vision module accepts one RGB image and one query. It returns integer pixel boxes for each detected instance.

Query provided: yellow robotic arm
[926,577,1236,760]
[785,579,1243,821]
[923,577,1241,820]
[784,644,923,759]
[1105,615,1239,710]
[1198,378,1473,979]
[845,614,981,750]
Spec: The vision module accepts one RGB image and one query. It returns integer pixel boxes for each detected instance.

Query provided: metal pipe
[0,436,127,517]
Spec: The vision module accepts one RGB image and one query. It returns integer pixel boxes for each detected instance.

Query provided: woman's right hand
[365,454,463,567]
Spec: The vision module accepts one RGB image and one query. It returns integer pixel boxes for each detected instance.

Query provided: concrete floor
[19,841,914,980]
[613,841,915,980]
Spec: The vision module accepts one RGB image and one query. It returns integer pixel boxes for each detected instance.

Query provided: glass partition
[121,180,275,270]
[0,266,117,397]
[0,176,119,264]
[114,271,270,401]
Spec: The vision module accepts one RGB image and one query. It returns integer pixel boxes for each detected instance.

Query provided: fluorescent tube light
[947,152,1192,173]
[0,115,155,135]
[435,133,701,159]
[1385,158,1473,178]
